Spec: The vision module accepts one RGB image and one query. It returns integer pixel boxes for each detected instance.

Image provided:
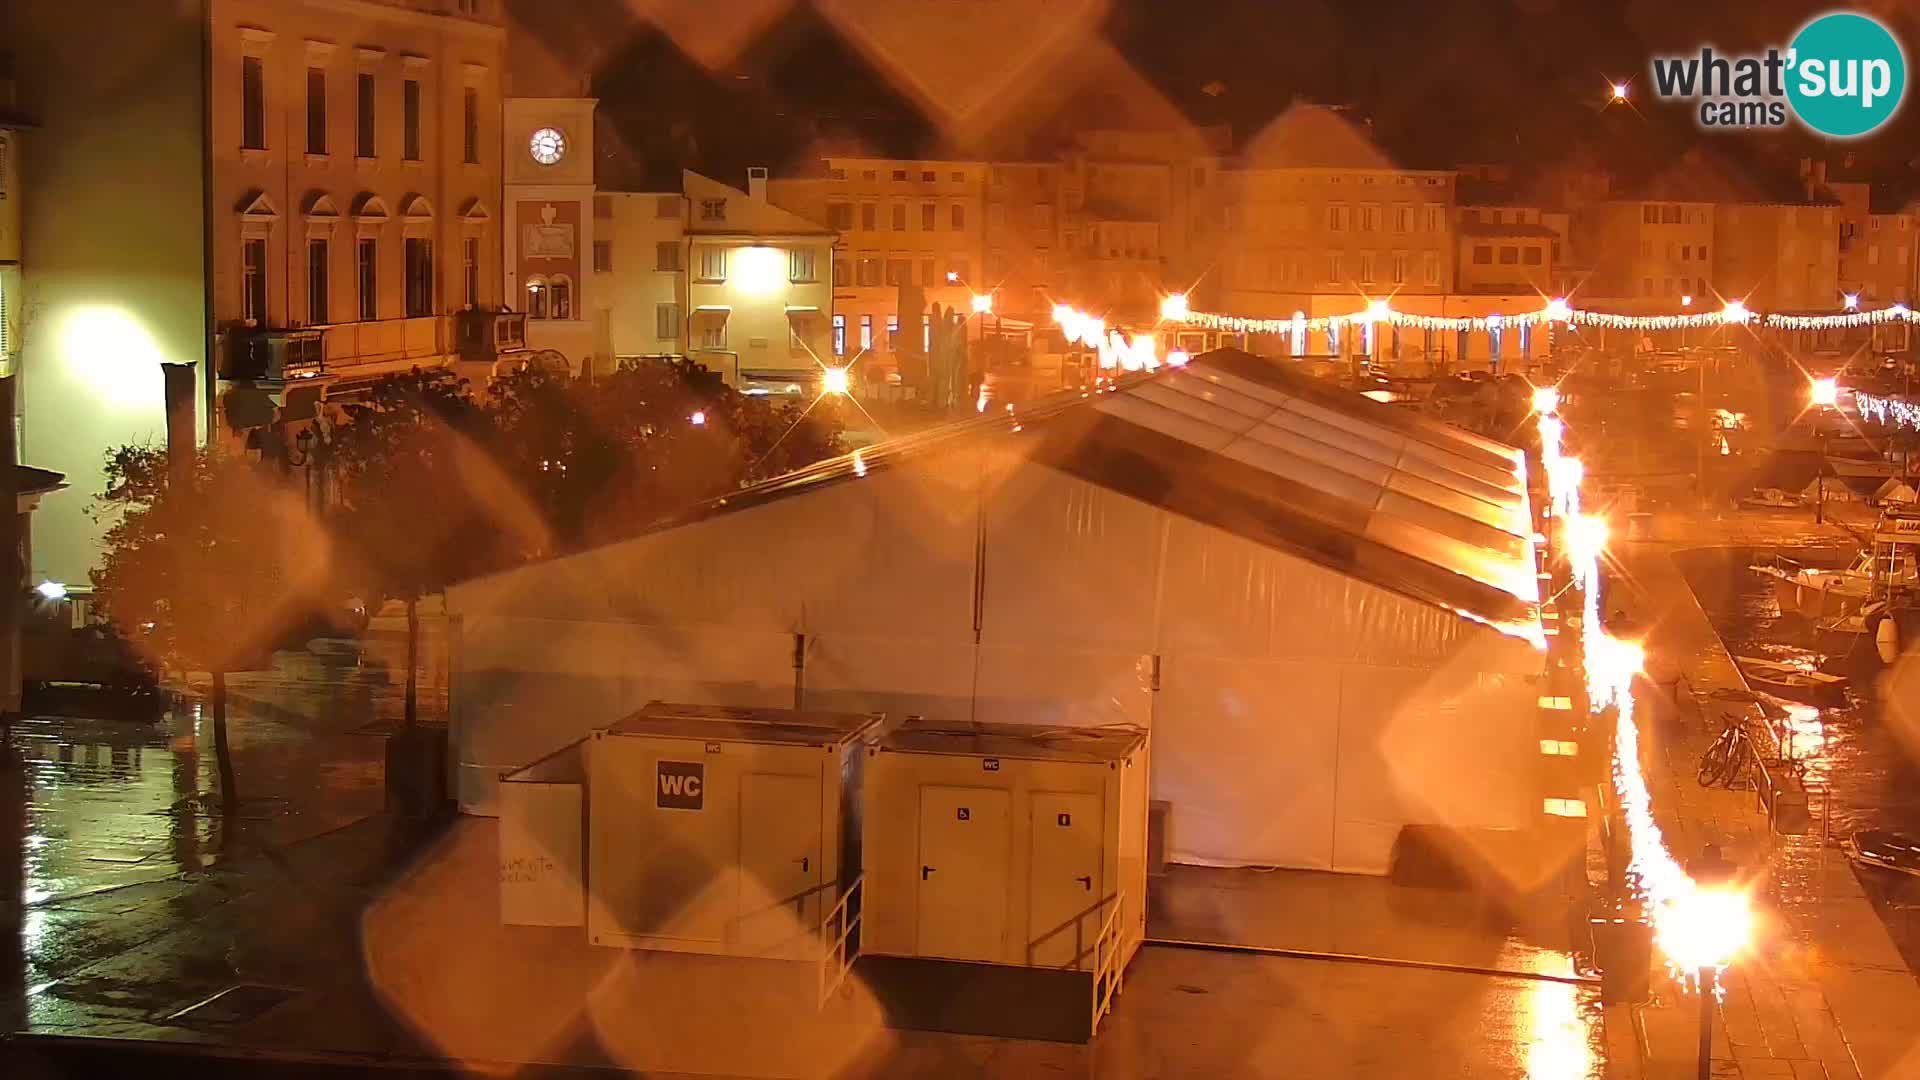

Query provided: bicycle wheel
[1697,733,1736,787]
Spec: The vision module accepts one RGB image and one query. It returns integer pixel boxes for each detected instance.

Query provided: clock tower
[504,97,599,373]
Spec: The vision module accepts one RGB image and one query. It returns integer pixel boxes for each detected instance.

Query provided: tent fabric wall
[447,351,1544,873]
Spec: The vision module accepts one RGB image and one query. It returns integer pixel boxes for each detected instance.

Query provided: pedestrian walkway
[1605,520,1920,1079]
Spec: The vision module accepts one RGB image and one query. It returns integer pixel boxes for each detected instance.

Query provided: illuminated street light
[820,367,851,395]
[1545,297,1572,322]
[1721,300,1750,324]
[1531,385,1561,415]
[35,581,67,601]
[945,271,960,283]
[1845,293,1861,310]
[1810,377,1839,407]
[1160,293,1190,321]
[971,293,993,314]
[1681,294,1693,308]
[1052,303,1074,324]
[689,410,706,426]
[1365,298,1392,323]
[1611,81,1629,101]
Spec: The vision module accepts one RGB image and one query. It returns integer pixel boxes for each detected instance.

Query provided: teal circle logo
[1787,12,1906,137]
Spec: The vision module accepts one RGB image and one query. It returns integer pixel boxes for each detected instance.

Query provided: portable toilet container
[585,702,883,961]
[856,721,1149,1042]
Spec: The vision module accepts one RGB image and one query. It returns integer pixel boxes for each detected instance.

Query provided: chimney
[747,166,768,201]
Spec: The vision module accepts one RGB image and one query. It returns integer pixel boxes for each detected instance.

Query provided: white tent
[1873,477,1918,505]
[447,350,1546,874]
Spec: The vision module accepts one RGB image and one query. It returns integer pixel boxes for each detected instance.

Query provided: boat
[1749,551,1883,619]
[1733,655,1849,707]
[1844,829,1920,878]
[1738,487,1803,510]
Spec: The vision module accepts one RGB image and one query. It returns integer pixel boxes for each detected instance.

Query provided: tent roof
[487,348,1540,639]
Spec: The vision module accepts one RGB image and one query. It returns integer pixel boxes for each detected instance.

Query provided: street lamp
[1611,81,1630,102]
[1811,377,1839,524]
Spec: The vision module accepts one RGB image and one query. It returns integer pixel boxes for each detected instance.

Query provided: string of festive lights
[1163,291,1920,337]
[1857,390,1920,431]
[1533,392,1753,992]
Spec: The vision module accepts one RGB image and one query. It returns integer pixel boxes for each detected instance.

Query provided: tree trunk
[212,669,237,818]
[404,597,418,729]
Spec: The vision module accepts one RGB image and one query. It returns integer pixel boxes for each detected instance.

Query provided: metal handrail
[816,875,862,1010]
[1090,895,1125,1035]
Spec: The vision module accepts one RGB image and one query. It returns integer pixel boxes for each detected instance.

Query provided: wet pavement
[1,625,1608,1077]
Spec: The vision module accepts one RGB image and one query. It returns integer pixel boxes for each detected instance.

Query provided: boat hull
[1765,573,1865,620]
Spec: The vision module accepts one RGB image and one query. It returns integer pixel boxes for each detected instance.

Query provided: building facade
[7,0,508,586]
[1578,200,1716,305]
[683,169,836,393]
[503,95,598,370]
[767,158,989,383]
[598,190,685,364]
[1712,203,1839,314]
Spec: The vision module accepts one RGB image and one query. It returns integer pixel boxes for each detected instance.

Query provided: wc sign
[656,760,705,809]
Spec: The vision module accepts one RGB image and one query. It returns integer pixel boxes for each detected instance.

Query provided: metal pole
[1698,967,1716,1080]
[1817,426,1826,526]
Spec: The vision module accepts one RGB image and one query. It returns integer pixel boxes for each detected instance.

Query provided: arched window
[549,274,573,321]
[525,275,548,319]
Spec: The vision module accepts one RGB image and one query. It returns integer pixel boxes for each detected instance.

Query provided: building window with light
[242,56,266,150]
[832,314,846,355]
[525,276,547,319]
[695,311,727,349]
[243,239,268,325]
[549,275,572,320]
[886,313,900,351]
[859,314,873,351]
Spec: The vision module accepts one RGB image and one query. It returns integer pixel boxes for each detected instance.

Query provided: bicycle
[1697,717,1754,789]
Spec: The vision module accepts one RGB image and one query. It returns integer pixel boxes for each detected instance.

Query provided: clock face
[529,127,567,166]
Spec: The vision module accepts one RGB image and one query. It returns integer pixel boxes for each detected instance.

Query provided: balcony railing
[221,328,324,383]
[319,315,447,371]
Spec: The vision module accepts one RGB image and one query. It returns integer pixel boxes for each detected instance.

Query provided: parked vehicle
[22,610,166,721]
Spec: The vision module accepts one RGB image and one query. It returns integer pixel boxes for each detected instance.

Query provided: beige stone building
[1712,203,1839,314]
[1578,199,1716,305]
[683,169,837,394]
[597,190,686,364]
[6,0,508,587]
[767,158,989,382]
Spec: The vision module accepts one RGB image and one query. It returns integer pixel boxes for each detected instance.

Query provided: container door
[916,785,1010,962]
[736,772,821,954]
[1027,791,1103,969]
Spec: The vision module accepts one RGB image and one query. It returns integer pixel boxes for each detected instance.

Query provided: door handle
[797,856,809,873]
[922,865,936,880]
[1076,875,1092,891]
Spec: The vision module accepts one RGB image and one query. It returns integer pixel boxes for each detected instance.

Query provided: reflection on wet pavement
[17,639,438,908]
